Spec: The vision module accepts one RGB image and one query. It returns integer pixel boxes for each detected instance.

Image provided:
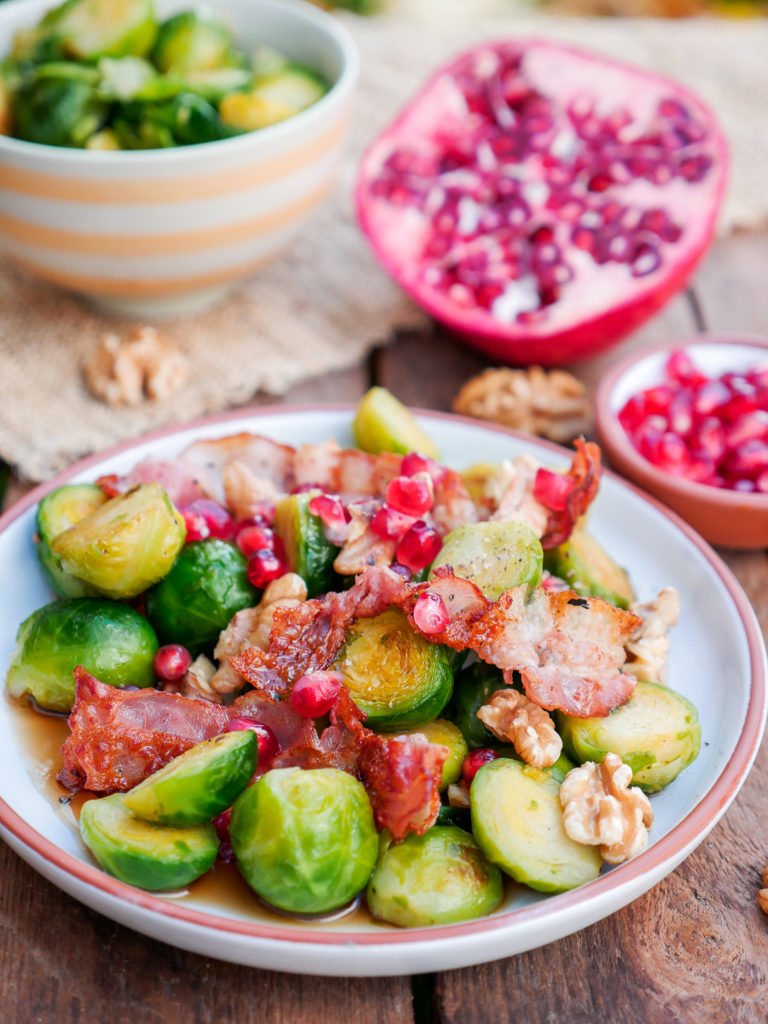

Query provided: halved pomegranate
[356,41,727,365]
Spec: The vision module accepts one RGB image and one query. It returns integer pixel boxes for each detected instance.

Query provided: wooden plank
[0,841,414,1024]
[691,232,768,333]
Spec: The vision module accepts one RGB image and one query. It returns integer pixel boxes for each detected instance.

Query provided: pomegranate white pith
[356,40,728,365]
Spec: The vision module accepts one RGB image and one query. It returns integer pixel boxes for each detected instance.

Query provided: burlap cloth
[2,14,767,481]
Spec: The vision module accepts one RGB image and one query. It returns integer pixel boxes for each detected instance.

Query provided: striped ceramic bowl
[0,0,358,316]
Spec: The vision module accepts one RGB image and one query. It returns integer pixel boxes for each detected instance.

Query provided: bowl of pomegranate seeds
[595,336,768,548]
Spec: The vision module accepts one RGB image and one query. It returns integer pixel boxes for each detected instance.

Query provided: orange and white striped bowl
[0,0,358,316]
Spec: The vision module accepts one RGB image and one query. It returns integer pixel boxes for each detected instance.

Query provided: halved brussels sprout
[379,719,468,790]
[445,660,515,749]
[6,597,157,713]
[366,825,503,928]
[145,539,257,657]
[123,731,258,826]
[352,387,439,460]
[80,793,219,891]
[36,483,107,598]
[230,767,378,915]
[40,0,157,60]
[559,680,701,792]
[274,490,339,598]
[543,528,634,609]
[430,521,543,600]
[219,66,327,131]
[335,608,453,729]
[12,68,106,147]
[151,11,235,74]
[97,55,156,100]
[51,483,185,599]
[471,758,602,893]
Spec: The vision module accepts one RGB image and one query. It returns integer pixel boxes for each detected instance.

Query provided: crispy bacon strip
[358,734,447,842]
[231,565,412,690]
[540,439,601,549]
[97,458,214,506]
[406,581,639,718]
[60,668,318,791]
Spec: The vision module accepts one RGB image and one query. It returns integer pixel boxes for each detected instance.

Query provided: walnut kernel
[453,366,591,443]
[477,689,562,768]
[84,326,188,406]
[559,752,654,864]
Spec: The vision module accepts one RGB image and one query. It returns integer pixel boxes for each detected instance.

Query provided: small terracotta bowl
[595,335,768,550]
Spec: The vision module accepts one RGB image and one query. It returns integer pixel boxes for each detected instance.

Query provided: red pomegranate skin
[356,40,728,366]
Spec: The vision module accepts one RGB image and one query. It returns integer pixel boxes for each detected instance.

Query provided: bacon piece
[358,734,447,841]
[540,439,601,549]
[96,458,213,506]
[231,565,412,688]
[60,668,320,792]
[181,433,296,503]
[59,668,231,791]
[431,469,478,535]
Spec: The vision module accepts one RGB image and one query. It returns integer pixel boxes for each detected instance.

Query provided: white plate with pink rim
[0,406,764,977]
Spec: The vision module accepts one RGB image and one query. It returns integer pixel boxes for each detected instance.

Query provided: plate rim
[0,402,765,950]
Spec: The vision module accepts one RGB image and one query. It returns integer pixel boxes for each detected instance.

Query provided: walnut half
[84,326,188,406]
[477,689,562,768]
[559,752,654,864]
[453,366,591,443]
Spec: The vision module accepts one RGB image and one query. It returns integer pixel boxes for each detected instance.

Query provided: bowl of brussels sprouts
[0,0,358,315]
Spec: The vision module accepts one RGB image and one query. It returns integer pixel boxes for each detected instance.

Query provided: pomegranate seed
[291,671,343,718]
[756,469,768,493]
[247,548,287,589]
[213,809,235,862]
[396,521,443,572]
[668,389,694,436]
[693,380,730,417]
[693,418,727,462]
[462,749,498,786]
[154,644,192,681]
[665,349,698,384]
[389,562,413,581]
[724,410,768,450]
[413,592,451,634]
[237,525,276,558]
[618,394,646,433]
[725,440,768,479]
[651,432,690,474]
[308,493,350,536]
[731,478,757,493]
[386,475,434,517]
[643,385,674,416]
[533,468,574,511]
[179,499,233,542]
[401,452,447,484]
[371,505,416,541]
[227,718,280,766]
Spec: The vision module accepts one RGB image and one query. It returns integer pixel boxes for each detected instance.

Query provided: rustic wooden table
[1,232,766,1024]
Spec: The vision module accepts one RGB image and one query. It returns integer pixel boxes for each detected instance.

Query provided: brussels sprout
[80,793,219,891]
[145,539,257,657]
[123,731,258,826]
[219,66,327,131]
[85,127,121,149]
[335,608,453,729]
[6,597,157,713]
[366,825,503,927]
[353,387,439,459]
[445,660,516,749]
[97,55,156,100]
[471,758,602,893]
[12,68,106,147]
[36,483,107,598]
[274,490,339,598]
[543,528,634,609]
[559,680,701,792]
[430,521,543,600]
[171,67,252,104]
[251,45,287,79]
[230,767,378,914]
[40,0,157,60]
[380,719,468,790]
[51,483,185,599]
[151,11,235,74]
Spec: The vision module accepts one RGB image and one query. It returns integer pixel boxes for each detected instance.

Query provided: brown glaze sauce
[7,697,381,930]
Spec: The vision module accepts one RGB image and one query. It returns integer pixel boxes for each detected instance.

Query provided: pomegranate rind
[356,39,728,366]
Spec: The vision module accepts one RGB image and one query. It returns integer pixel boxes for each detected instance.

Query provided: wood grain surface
[1,232,767,1024]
